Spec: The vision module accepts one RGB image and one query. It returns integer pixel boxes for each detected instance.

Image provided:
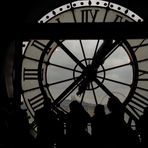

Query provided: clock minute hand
[92,39,121,69]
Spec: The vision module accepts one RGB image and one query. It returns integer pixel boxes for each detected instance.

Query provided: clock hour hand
[52,74,84,106]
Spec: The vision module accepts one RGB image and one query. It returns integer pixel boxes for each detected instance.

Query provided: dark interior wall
[1,0,74,24]
[0,40,14,106]
[111,0,148,21]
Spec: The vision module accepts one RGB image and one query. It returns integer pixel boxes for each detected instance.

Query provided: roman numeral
[55,18,61,23]
[81,9,99,22]
[127,92,148,119]
[138,69,148,77]
[134,92,148,107]
[124,113,136,130]
[114,15,129,22]
[130,39,148,52]
[135,43,148,48]
[126,115,133,126]
[137,86,148,92]
[23,55,40,62]
[126,104,141,119]
[31,40,46,51]
[23,68,38,80]
[22,85,40,93]
[114,15,123,22]
[28,93,44,112]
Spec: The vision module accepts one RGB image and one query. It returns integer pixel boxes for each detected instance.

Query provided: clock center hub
[83,64,97,82]
[73,58,106,91]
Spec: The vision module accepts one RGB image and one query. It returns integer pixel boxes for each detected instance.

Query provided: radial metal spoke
[97,62,131,73]
[90,82,98,104]
[49,62,82,73]
[54,40,85,70]
[48,77,75,87]
[94,78,116,98]
[138,58,148,63]
[79,40,88,66]
[97,76,131,87]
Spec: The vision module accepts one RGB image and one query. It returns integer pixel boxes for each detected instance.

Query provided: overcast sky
[47,40,133,105]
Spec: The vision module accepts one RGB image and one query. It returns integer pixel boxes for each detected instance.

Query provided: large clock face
[21,0,148,130]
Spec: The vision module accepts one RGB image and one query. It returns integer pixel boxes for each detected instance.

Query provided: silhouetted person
[106,96,139,148]
[54,106,65,148]
[0,106,9,148]
[35,98,64,148]
[8,103,35,148]
[91,104,107,148]
[137,107,148,148]
[66,100,91,148]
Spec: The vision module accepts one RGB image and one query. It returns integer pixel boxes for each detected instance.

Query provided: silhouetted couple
[91,97,140,148]
[35,99,65,148]
[65,100,91,148]
[34,97,141,148]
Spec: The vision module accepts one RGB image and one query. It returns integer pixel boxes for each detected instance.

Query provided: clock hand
[52,74,84,106]
[76,40,120,95]
[94,78,116,98]
[76,77,89,96]
[54,40,86,70]
[92,39,121,69]
[76,40,122,96]
[76,64,97,96]
[76,40,113,95]
[94,78,138,122]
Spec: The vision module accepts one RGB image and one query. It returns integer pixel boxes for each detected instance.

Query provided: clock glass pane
[21,0,148,131]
